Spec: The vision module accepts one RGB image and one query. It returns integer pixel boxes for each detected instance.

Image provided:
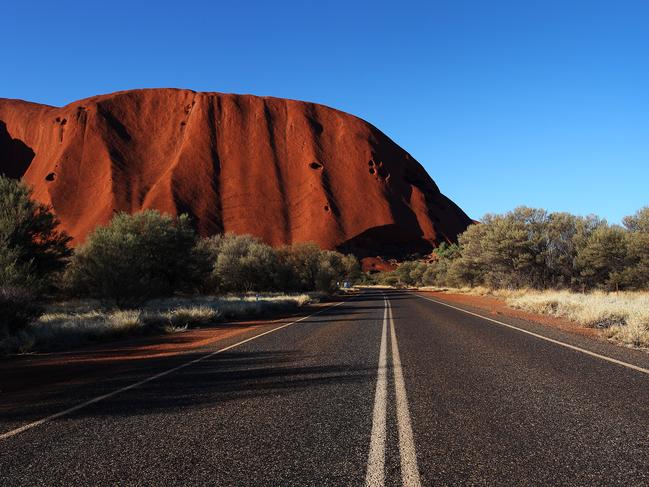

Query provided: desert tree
[573,224,628,291]
[65,210,206,307]
[0,176,71,333]
[0,176,71,287]
[622,207,649,289]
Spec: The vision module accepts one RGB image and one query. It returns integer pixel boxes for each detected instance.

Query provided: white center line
[388,300,422,487]
[365,297,388,487]
[366,294,422,486]
[0,301,345,441]
[413,292,649,376]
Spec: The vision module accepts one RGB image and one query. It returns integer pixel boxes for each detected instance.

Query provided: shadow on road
[0,348,375,424]
[0,290,396,426]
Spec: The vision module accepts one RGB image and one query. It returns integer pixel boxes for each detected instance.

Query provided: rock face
[0,89,471,256]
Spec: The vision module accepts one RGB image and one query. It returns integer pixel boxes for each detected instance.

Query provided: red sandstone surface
[0,89,471,255]
[360,256,398,273]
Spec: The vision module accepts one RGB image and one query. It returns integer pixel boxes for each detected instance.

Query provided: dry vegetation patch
[421,287,649,349]
[506,291,649,348]
[0,293,316,355]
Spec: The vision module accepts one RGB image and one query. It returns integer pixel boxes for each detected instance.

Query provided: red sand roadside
[417,290,601,340]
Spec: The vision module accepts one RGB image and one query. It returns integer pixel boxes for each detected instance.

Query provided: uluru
[0,88,471,256]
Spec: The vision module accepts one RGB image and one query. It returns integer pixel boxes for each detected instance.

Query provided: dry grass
[1,293,316,355]
[506,290,649,348]
[420,286,649,350]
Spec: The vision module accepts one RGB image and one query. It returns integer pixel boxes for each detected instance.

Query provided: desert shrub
[371,207,646,291]
[65,210,207,307]
[0,176,71,289]
[395,261,429,286]
[574,225,628,291]
[341,253,362,284]
[624,232,649,289]
[457,208,552,288]
[440,207,627,291]
[422,259,448,287]
[363,205,649,292]
[315,250,348,293]
[279,243,357,292]
[277,242,323,290]
[622,207,649,233]
[541,213,597,288]
[0,286,43,336]
[209,234,279,292]
[621,207,649,289]
[198,235,359,293]
[0,246,39,289]
[371,269,396,288]
[0,177,70,334]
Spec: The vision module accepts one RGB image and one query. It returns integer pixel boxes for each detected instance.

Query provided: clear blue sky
[3,1,648,223]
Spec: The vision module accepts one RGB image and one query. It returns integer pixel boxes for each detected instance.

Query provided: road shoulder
[414,290,649,372]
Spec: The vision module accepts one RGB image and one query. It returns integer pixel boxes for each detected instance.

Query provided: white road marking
[413,292,649,376]
[0,301,345,440]
[388,300,422,487]
[366,295,422,486]
[364,298,389,486]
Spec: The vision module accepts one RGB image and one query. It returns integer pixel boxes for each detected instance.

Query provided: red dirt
[0,89,471,255]
[418,290,601,339]
[0,324,251,397]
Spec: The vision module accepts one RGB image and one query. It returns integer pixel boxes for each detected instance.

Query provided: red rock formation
[0,89,471,256]
[360,257,398,273]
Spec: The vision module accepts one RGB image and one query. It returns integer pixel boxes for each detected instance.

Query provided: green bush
[65,210,207,307]
[622,207,649,289]
[0,246,39,289]
[315,250,347,293]
[209,234,279,292]
[369,205,649,292]
[276,243,323,291]
[0,176,69,334]
[574,225,627,291]
[0,286,42,336]
[200,235,360,293]
[0,176,71,290]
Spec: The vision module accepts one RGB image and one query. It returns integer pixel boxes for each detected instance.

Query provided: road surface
[1,289,649,486]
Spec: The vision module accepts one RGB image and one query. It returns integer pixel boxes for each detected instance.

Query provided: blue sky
[3,0,648,222]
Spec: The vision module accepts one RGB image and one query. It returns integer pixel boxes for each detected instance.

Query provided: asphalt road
[1,289,649,486]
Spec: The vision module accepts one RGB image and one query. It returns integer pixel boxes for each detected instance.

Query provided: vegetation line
[366,206,649,349]
[0,176,360,354]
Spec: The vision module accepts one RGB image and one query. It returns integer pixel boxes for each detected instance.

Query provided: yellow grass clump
[506,291,649,348]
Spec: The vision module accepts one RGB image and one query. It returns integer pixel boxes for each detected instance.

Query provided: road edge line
[412,292,649,376]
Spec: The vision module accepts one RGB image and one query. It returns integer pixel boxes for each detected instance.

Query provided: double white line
[365,296,421,487]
